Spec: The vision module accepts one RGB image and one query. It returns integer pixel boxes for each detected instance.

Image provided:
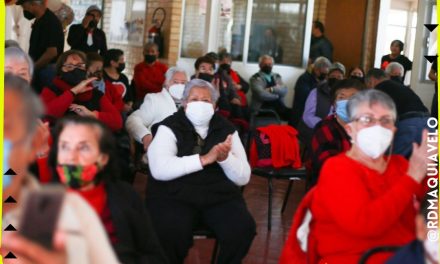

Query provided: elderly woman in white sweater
[125,67,188,157]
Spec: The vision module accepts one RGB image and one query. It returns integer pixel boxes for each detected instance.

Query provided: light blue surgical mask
[335,100,350,123]
[92,79,106,94]
[3,140,12,189]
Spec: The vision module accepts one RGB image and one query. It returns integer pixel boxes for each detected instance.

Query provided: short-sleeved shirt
[29,9,64,64]
[103,71,132,103]
[380,54,412,78]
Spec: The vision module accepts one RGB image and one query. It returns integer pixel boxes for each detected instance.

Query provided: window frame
[178,0,315,69]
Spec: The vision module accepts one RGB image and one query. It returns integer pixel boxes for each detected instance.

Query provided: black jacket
[106,181,168,264]
[67,24,108,54]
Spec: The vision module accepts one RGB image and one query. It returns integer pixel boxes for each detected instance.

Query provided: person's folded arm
[274,75,288,97]
[148,125,203,180]
[125,96,155,143]
[250,77,279,101]
[217,131,251,186]
[318,157,420,238]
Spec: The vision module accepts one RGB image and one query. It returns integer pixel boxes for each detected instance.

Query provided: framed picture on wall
[108,0,146,46]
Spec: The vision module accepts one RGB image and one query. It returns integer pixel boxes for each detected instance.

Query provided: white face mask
[168,84,185,100]
[424,238,439,263]
[185,101,214,127]
[355,125,393,159]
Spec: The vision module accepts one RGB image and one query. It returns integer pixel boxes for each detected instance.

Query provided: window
[247,0,307,66]
[69,0,104,25]
[180,0,309,66]
[424,3,437,80]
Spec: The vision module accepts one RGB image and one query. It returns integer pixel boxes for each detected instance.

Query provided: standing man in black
[309,21,333,62]
[67,5,108,55]
[16,0,64,93]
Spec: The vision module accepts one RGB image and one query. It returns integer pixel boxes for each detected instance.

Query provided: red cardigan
[40,77,122,131]
[133,61,168,100]
[103,80,124,112]
[310,154,421,264]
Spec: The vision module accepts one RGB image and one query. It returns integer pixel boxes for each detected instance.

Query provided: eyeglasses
[353,114,395,128]
[62,64,86,71]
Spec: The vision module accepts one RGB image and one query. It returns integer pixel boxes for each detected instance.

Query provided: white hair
[164,66,188,84]
[385,62,404,77]
[182,79,219,103]
[347,89,397,122]
[5,47,34,77]
[313,56,332,70]
[259,55,274,65]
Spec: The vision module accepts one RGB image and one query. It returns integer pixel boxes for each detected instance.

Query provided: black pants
[147,196,256,264]
[261,100,292,121]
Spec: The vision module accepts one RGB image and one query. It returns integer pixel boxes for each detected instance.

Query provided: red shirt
[40,77,122,131]
[311,154,420,264]
[133,61,168,100]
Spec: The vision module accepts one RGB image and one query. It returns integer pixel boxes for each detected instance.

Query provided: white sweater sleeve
[217,131,251,186]
[147,125,204,180]
[125,96,155,143]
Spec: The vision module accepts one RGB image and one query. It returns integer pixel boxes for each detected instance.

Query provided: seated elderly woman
[5,46,33,83]
[147,79,256,264]
[309,78,365,188]
[310,89,427,263]
[40,50,122,132]
[126,66,188,154]
[48,115,168,264]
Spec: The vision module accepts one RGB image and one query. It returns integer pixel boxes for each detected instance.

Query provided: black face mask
[261,65,272,74]
[145,54,157,64]
[23,10,35,20]
[350,75,365,83]
[327,78,338,88]
[88,20,98,29]
[318,73,327,81]
[116,63,126,73]
[88,70,103,81]
[198,73,214,83]
[390,76,403,84]
[219,64,231,72]
[61,68,87,87]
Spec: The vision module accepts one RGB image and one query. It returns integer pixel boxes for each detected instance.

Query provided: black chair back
[358,245,401,264]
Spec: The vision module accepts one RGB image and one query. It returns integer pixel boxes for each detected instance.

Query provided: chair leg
[281,181,293,214]
[268,178,273,231]
[211,239,219,264]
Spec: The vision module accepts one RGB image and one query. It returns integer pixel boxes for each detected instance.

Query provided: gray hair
[5,47,34,77]
[5,74,44,136]
[164,66,188,84]
[313,56,332,70]
[182,79,219,103]
[347,89,397,122]
[385,62,404,77]
[5,39,20,49]
[259,55,274,65]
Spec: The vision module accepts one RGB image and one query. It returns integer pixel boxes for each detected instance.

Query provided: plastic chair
[358,246,401,264]
[250,109,307,231]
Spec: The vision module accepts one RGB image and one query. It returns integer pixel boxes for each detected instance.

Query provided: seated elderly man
[126,67,187,155]
[147,79,256,264]
[250,55,290,119]
[385,61,405,84]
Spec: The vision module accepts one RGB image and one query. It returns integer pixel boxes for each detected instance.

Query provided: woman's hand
[2,232,66,264]
[216,135,232,162]
[69,104,97,118]
[70,77,96,95]
[34,120,50,158]
[407,129,429,183]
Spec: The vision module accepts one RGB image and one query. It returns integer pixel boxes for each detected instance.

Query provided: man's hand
[142,134,153,151]
[2,232,66,264]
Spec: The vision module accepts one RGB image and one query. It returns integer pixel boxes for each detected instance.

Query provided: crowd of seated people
[3,28,438,264]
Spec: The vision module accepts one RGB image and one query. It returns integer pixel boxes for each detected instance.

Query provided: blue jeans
[393,116,432,158]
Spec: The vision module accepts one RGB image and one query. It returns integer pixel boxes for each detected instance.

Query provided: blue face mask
[92,79,106,94]
[335,100,350,123]
[3,140,12,189]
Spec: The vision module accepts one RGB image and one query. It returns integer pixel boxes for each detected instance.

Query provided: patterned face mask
[56,164,100,189]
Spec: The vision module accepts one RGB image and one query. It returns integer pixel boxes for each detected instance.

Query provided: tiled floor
[133,172,307,264]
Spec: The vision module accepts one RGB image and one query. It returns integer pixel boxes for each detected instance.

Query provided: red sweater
[40,77,122,131]
[103,80,124,112]
[133,61,168,100]
[310,154,420,264]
